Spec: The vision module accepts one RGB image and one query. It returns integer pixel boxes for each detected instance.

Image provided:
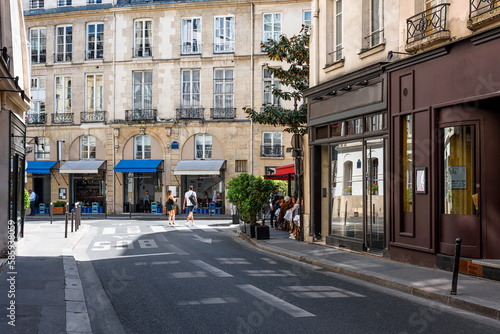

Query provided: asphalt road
[74,219,500,334]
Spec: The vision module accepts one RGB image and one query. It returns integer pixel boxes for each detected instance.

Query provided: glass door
[365,138,385,252]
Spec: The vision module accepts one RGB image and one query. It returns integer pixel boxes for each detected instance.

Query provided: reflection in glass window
[81,135,96,160]
[195,134,212,160]
[135,135,151,160]
[347,118,363,135]
[331,122,344,137]
[402,115,413,213]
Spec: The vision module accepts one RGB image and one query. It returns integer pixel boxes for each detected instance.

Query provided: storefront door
[365,138,385,252]
[439,123,481,258]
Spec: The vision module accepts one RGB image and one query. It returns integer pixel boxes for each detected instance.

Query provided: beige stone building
[23,0,310,214]
[1,0,31,252]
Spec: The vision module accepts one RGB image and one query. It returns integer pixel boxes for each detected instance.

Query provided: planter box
[53,206,65,215]
[246,224,256,238]
[255,225,270,240]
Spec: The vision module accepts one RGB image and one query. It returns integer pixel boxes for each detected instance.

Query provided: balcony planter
[255,225,270,240]
[246,223,256,238]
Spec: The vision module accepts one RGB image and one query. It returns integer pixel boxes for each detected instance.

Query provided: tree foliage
[244,26,309,134]
[24,189,30,210]
[226,173,275,224]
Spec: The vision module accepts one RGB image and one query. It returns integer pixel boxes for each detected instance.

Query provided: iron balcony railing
[211,107,235,119]
[176,107,204,120]
[470,0,500,19]
[181,42,202,55]
[125,109,157,122]
[30,0,44,9]
[55,52,72,63]
[363,29,385,50]
[81,111,105,123]
[407,3,450,44]
[133,47,152,58]
[260,145,284,158]
[214,42,235,53]
[52,113,74,124]
[27,113,47,125]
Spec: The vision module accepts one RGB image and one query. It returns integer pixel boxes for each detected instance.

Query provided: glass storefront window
[365,113,387,132]
[331,122,344,137]
[347,118,363,135]
[442,125,476,215]
[402,115,413,213]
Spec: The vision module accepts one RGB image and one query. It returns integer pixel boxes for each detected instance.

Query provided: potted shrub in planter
[53,201,66,215]
[227,173,274,239]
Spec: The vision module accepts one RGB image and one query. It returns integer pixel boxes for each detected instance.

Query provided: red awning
[264,164,295,180]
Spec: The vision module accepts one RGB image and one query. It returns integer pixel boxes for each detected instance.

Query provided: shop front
[26,161,58,212]
[387,28,500,266]
[59,160,107,213]
[115,160,164,213]
[305,64,388,255]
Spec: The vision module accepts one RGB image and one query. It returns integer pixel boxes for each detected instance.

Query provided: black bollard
[450,238,462,295]
[65,212,68,239]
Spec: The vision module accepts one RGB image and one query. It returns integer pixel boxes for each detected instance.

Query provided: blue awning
[114,160,163,173]
[26,161,58,173]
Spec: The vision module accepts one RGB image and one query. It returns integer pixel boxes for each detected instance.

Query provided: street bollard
[105,199,107,219]
[450,238,462,295]
[65,212,68,239]
[50,202,53,224]
[76,203,80,231]
[71,210,74,233]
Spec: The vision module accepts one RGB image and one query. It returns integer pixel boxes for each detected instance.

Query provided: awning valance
[114,160,163,173]
[173,160,226,175]
[59,160,106,174]
[26,161,58,174]
[264,163,295,180]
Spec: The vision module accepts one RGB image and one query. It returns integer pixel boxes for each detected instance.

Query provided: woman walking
[165,190,176,225]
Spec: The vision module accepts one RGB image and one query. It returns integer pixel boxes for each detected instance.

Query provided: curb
[236,231,500,321]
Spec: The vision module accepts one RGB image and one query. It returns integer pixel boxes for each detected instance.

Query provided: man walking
[183,185,197,226]
[28,189,37,216]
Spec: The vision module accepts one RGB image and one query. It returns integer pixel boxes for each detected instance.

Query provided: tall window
[134,19,152,57]
[35,137,50,160]
[133,71,152,110]
[370,0,383,47]
[181,70,200,106]
[58,0,72,6]
[263,13,282,41]
[30,1,44,9]
[86,74,103,113]
[195,134,212,160]
[213,69,233,108]
[135,135,151,160]
[402,115,413,213]
[214,16,235,53]
[263,68,280,106]
[334,0,343,61]
[303,11,311,28]
[81,135,96,160]
[56,25,72,62]
[29,77,46,123]
[55,76,71,115]
[181,18,201,54]
[87,23,104,60]
[262,132,282,157]
[30,27,46,64]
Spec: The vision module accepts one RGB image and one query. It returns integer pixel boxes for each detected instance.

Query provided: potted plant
[370,184,378,195]
[53,201,66,215]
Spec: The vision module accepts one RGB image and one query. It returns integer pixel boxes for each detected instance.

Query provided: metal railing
[214,42,235,53]
[30,0,44,9]
[27,113,47,125]
[470,0,500,19]
[133,47,152,58]
[81,111,105,123]
[86,49,103,60]
[52,113,74,124]
[211,107,235,119]
[181,42,202,55]
[260,145,284,157]
[363,29,385,50]
[125,109,157,121]
[407,3,450,44]
[328,47,344,63]
[176,107,204,120]
[55,52,72,63]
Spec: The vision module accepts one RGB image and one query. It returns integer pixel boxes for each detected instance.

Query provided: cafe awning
[173,160,226,175]
[114,160,163,173]
[26,161,58,173]
[264,163,295,180]
[59,160,106,174]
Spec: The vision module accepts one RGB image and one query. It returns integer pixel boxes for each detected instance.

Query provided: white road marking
[150,225,167,232]
[127,226,141,234]
[190,260,233,277]
[118,252,175,259]
[165,244,189,256]
[237,285,315,318]
[102,227,116,235]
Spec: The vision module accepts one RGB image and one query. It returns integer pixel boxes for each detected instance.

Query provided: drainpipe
[250,3,255,175]
[312,0,320,86]
[112,12,117,213]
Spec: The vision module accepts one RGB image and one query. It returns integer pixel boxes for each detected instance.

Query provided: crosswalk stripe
[102,227,116,234]
[150,226,166,232]
[127,226,141,234]
[237,285,315,318]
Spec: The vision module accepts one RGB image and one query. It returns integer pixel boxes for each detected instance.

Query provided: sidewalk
[237,226,500,321]
[0,221,91,334]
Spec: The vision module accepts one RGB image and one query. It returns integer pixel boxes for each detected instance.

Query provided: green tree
[244,26,309,134]
[24,189,30,210]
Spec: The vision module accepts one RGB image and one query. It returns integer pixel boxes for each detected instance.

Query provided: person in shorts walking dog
[183,185,197,226]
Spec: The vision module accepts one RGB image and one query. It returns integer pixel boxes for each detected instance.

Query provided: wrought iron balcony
[470,0,500,19]
[27,113,47,125]
[181,42,202,55]
[52,113,74,124]
[210,107,235,119]
[125,109,157,122]
[260,145,284,158]
[133,47,152,58]
[214,42,235,53]
[30,0,44,9]
[81,111,105,123]
[406,3,450,45]
[176,107,204,120]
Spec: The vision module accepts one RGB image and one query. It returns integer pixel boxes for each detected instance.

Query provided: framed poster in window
[415,167,427,194]
[59,188,67,199]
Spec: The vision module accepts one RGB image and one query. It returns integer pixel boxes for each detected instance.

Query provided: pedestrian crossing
[99,224,220,235]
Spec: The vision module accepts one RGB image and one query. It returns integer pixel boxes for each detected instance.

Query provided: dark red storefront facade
[387,27,500,267]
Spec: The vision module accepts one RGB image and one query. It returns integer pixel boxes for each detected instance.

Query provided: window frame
[181,69,201,107]
[214,15,235,53]
[57,0,72,7]
[30,1,45,9]
[54,75,72,115]
[86,74,103,113]
[213,68,234,108]
[86,22,104,60]
[369,0,384,48]
[35,137,50,161]
[263,13,282,42]
[134,19,153,58]
[263,68,280,106]
[303,11,311,28]
[181,17,202,55]
[334,0,343,62]
[262,132,282,148]
[55,24,73,62]
[81,135,97,160]
[133,71,153,111]
[30,27,47,64]
[134,135,152,160]
[195,134,212,160]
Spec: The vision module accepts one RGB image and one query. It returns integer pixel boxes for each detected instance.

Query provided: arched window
[195,134,212,160]
[81,135,96,160]
[135,135,151,160]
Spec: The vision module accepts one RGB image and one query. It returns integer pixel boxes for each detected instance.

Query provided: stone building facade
[23,0,310,214]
